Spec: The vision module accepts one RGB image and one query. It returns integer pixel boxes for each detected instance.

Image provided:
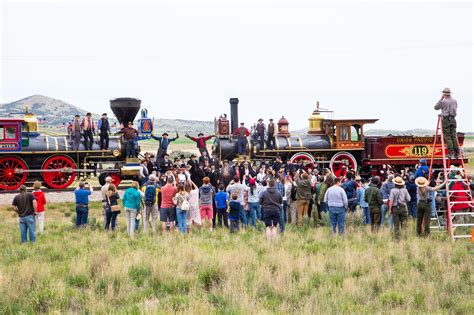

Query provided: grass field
[0,202,472,314]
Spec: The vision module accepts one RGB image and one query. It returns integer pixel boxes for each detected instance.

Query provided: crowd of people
[11,153,474,243]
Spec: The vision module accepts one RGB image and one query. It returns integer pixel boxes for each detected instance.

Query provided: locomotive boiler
[0,97,152,190]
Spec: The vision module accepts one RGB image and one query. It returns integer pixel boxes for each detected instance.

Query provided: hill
[0,95,99,125]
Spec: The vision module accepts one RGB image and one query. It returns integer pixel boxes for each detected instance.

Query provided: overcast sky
[1,0,472,132]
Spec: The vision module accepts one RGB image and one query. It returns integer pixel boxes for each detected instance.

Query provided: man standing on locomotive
[81,112,95,150]
[434,87,459,159]
[256,118,266,149]
[185,132,215,157]
[71,114,82,151]
[118,122,139,158]
[232,122,250,155]
[267,118,276,150]
[97,113,110,150]
[151,132,179,162]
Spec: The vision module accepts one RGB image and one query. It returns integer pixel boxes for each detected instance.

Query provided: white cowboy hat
[393,176,405,186]
[415,177,429,188]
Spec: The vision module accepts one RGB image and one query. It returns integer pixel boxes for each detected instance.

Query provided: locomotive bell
[277,116,290,136]
[308,101,324,134]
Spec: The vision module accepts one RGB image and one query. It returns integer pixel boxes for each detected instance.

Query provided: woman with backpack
[105,184,121,231]
[173,183,190,235]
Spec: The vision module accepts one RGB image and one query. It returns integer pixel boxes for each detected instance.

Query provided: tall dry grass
[0,202,472,314]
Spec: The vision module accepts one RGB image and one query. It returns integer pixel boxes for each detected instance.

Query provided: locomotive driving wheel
[330,152,357,177]
[42,155,76,189]
[289,152,316,164]
[0,156,28,191]
[98,172,122,187]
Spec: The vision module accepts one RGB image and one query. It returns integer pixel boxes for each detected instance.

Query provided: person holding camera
[74,181,93,227]
[415,177,445,238]
[434,88,459,159]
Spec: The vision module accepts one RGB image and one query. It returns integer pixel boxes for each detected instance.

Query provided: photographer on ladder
[434,87,459,159]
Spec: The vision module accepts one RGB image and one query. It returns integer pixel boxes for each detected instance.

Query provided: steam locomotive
[212,98,467,177]
[0,98,152,191]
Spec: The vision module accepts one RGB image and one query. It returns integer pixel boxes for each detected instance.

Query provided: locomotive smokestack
[229,98,239,133]
[110,98,141,126]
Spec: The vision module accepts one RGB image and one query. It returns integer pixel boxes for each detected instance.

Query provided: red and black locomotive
[212,98,466,177]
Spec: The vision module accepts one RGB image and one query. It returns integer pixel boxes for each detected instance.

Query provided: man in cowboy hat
[267,118,276,149]
[415,177,445,237]
[255,118,266,149]
[388,176,411,241]
[151,132,179,162]
[185,132,215,157]
[434,87,459,159]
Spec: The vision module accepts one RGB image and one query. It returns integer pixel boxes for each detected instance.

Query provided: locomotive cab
[0,119,23,151]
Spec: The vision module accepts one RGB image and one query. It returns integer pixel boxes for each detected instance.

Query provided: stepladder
[428,115,474,240]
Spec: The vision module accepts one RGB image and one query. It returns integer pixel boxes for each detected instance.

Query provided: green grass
[0,202,472,314]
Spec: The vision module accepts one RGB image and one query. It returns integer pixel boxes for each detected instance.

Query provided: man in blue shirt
[75,181,93,228]
[342,172,358,213]
[414,159,429,179]
[151,132,179,162]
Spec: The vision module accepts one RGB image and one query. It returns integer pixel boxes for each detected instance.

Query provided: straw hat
[442,87,451,94]
[415,177,429,188]
[393,176,405,186]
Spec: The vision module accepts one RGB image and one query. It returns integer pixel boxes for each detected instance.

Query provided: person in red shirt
[232,122,250,155]
[32,181,47,234]
[185,132,215,156]
[160,176,177,232]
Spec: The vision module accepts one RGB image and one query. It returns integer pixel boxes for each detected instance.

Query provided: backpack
[180,198,190,211]
[290,184,297,200]
[421,167,428,179]
[145,183,157,205]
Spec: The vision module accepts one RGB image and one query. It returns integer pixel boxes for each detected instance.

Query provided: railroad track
[1,185,132,195]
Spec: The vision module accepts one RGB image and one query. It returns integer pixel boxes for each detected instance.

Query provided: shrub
[198,266,224,290]
[66,274,90,288]
[128,265,151,287]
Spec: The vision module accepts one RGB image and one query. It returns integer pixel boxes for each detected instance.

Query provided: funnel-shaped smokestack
[229,98,239,133]
[110,98,141,125]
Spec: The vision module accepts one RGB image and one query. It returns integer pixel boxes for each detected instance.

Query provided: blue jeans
[280,204,286,233]
[239,204,247,225]
[430,191,436,217]
[176,208,187,234]
[126,139,135,158]
[237,138,247,155]
[361,206,370,224]
[19,215,36,243]
[320,202,328,212]
[408,200,417,218]
[247,202,259,226]
[76,205,89,227]
[328,206,346,234]
[381,204,393,229]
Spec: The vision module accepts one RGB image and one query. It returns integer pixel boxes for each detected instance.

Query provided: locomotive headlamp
[113,150,121,157]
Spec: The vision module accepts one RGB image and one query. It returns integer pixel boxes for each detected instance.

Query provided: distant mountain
[0,95,214,134]
[0,95,100,125]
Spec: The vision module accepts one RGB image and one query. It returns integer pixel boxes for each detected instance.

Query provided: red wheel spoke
[41,155,76,189]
